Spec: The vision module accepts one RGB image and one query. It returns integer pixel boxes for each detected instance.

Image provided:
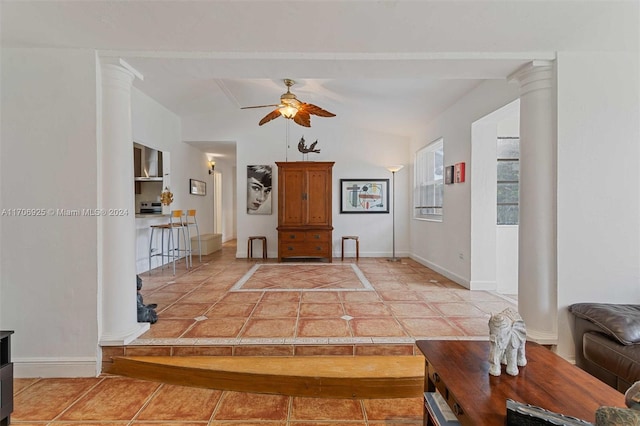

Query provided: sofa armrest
[569,303,640,346]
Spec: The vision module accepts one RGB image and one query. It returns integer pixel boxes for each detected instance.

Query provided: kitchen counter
[135,213,169,219]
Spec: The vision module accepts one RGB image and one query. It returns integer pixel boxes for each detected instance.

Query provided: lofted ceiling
[2,1,636,161]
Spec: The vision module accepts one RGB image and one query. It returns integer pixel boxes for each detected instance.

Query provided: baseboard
[468,280,497,291]
[409,254,470,289]
[14,357,98,378]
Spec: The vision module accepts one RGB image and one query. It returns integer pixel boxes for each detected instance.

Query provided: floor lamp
[386,165,404,262]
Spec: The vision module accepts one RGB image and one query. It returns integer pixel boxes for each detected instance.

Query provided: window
[414,138,444,220]
[497,137,520,225]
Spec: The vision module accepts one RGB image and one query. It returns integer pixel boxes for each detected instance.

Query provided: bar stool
[148,210,190,275]
[149,221,173,274]
[184,209,201,265]
[248,236,267,259]
[341,236,359,261]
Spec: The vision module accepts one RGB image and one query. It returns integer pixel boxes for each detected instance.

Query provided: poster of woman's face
[247,165,272,214]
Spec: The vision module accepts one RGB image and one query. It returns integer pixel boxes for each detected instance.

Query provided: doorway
[470,99,520,295]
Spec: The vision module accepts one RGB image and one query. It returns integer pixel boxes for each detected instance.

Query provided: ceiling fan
[241,79,336,127]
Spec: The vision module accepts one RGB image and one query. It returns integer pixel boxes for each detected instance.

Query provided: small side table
[341,236,359,261]
[248,236,267,259]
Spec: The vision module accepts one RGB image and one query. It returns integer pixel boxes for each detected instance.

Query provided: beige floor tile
[385,302,439,317]
[339,292,381,302]
[301,291,341,303]
[135,384,222,421]
[139,318,195,339]
[12,377,102,421]
[397,317,465,337]
[362,397,424,421]
[57,377,160,421]
[343,302,393,317]
[183,317,246,338]
[159,303,212,318]
[205,302,257,317]
[240,318,297,337]
[350,318,408,337]
[297,318,351,337]
[299,303,345,317]
[252,301,300,317]
[213,391,290,420]
[290,397,364,420]
[431,302,488,317]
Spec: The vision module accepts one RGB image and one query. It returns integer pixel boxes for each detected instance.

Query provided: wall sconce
[208,160,216,174]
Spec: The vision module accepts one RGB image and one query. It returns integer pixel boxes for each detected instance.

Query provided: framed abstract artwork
[340,179,389,213]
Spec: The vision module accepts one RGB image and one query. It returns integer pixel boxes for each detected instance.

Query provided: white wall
[555,51,640,358]
[183,112,411,259]
[409,80,520,287]
[1,48,99,376]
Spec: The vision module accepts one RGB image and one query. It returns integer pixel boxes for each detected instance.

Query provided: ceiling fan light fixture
[279,104,298,119]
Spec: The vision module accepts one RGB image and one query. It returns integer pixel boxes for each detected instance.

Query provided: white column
[509,61,558,344]
[99,62,149,345]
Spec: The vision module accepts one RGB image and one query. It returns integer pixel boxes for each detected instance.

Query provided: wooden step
[110,355,425,399]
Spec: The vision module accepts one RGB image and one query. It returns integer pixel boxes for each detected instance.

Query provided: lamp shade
[386,165,404,173]
[279,105,298,119]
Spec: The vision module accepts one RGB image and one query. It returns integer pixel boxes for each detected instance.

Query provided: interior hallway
[12,239,516,424]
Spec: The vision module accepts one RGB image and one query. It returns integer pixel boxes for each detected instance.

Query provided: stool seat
[149,210,191,275]
[248,236,267,259]
[341,236,359,261]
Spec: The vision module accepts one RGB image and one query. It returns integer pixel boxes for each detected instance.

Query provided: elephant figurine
[488,308,527,376]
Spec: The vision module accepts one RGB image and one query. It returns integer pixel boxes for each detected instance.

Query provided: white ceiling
[2,1,636,160]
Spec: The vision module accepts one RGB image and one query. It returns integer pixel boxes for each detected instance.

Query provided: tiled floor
[132,240,516,346]
[13,375,424,425]
[12,239,516,424]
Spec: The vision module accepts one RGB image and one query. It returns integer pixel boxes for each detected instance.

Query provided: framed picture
[189,179,206,196]
[445,165,455,184]
[340,179,389,213]
[247,165,273,215]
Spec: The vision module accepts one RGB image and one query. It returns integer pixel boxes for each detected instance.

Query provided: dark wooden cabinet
[0,331,14,426]
[276,162,334,262]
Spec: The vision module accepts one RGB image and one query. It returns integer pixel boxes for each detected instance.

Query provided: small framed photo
[189,179,206,196]
[340,179,389,213]
[445,165,455,184]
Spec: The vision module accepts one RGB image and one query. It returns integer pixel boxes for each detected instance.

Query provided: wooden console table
[416,340,624,425]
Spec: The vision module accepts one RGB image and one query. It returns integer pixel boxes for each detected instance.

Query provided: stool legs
[248,237,267,259]
[341,237,359,261]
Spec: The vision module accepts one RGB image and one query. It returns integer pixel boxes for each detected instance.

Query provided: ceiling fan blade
[299,103,336,117]
[293,111,311,127]
[241,104,280,110]
[258,109,282,126]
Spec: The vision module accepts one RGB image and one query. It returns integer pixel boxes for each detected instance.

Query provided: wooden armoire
[276,161,334,262]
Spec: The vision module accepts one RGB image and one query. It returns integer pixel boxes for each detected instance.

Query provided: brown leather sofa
[569,303,640,392]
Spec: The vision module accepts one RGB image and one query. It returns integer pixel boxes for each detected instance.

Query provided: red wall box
[454,162,465,183]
